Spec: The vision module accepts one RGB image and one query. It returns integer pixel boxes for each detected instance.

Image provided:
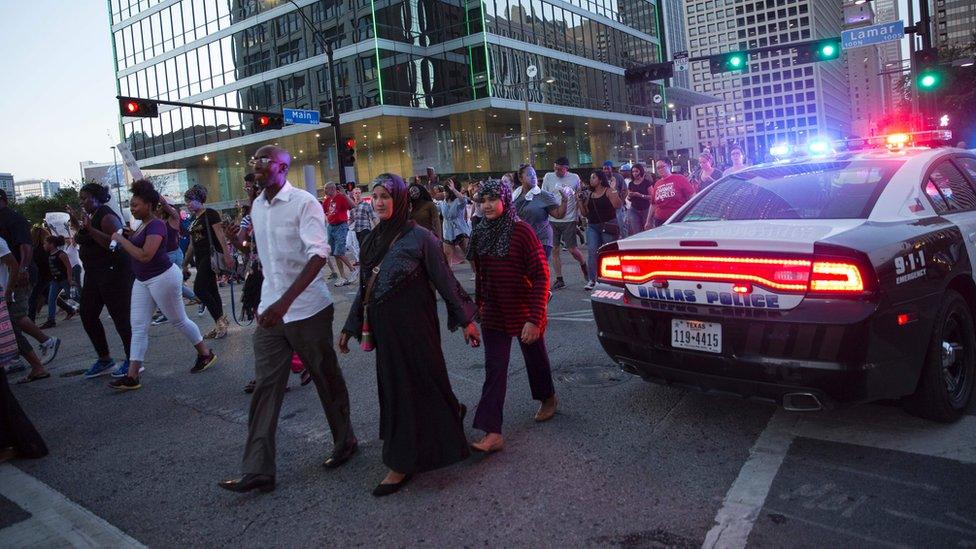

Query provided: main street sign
[283,108,320,125]
[841,20,905,50]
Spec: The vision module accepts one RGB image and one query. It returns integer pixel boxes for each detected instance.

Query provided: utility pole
[288,0,347,185]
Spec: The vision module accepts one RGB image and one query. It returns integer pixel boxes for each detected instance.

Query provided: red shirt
[474,222,550,336]
[322,194,352,225]
[652,174,695,222]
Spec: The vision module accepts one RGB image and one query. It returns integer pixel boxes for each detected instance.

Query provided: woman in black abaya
[339,173,480,497]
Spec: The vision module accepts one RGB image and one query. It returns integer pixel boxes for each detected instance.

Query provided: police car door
[924,159,976,275]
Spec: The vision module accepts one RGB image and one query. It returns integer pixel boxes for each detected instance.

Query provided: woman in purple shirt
[106,180,217,390]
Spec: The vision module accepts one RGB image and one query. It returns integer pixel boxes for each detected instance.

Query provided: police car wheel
[904,289,976,423]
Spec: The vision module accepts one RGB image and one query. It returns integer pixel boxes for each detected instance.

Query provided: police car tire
[904,290,976,423]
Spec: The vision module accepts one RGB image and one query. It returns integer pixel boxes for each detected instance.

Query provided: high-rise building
[932,0,976,52]
[842,0,886,138]
[684,0,852,163]
[109,0,667,206]
[871,0,904,113]
[0,174,15,202]
[15,179,61,200]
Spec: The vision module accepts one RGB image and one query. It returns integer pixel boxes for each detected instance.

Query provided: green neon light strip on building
[370,0,384,105]
[481,0,493,97]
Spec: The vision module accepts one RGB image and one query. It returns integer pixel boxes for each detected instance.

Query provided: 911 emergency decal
[894,249,926,285]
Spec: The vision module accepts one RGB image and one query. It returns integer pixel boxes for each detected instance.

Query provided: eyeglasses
[248,157,279,167]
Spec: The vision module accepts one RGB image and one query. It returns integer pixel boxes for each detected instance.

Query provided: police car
[591,134,976,421]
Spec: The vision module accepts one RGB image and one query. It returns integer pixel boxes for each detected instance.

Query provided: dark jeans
[47,279,71,321]
[242,305,355,476]
[193,257,223,322]
[473,328,556,435]
[80,267,133,360]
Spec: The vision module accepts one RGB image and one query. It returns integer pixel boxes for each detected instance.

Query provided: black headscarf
[408,182,433,206]
[468,179,518,260]
[359,174,412,287]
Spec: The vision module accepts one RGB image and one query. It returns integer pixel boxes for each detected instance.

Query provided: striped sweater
[473,221,550,336]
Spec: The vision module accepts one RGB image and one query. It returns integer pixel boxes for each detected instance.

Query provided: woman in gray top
[512,166,569,260]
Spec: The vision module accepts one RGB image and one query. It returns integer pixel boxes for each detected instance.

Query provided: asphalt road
[4,259,976,548]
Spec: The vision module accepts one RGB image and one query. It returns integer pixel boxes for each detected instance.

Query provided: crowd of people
[1,144,743,494]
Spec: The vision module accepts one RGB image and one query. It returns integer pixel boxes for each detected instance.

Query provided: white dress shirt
[251,181,332,324]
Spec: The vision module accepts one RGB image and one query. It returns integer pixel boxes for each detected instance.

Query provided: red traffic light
[257,115,271,127]
[251,113,284,132]
[346,138,356,149]
[118,96,159,118]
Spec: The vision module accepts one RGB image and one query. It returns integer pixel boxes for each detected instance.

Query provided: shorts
[551,221,579,249]
[327,223,349,257]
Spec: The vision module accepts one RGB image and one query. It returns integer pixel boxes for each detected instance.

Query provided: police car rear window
[677,161,901,221]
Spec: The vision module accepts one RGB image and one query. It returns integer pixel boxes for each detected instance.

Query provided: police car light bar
[840,130,953,150]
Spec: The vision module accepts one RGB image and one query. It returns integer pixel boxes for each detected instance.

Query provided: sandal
[17,372,51,384]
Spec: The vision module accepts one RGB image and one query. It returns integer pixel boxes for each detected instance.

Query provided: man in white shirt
[542,157,587,290]
[219,146,356,494]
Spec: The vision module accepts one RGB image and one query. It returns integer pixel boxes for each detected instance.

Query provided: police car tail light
[598,254,624,282]
[809,261,864,292]
[607,254,812,293]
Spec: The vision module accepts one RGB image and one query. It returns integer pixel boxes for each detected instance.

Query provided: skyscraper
[932,0,976,51]
[684,0,852,163]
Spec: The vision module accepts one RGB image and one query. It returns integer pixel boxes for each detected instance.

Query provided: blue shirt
[438,197,471,241]
[513,186,559,248]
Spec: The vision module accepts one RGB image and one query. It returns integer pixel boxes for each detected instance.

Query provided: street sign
[841,20,904,50]
[283,108,320,125]
[673,51,689,72]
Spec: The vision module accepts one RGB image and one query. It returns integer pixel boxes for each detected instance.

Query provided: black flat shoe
[372,474,413,497]
[218,474,275,493]
[322,441,358,469]
[459,404,467,421]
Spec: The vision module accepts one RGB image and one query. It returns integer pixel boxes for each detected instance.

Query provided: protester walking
[689,151,724,193]
[725,145,749,174]
[438,178,472,262]
[580,171,623,290]
[542,157,587,290]
[27,226,51,323]
[0,190,60,381]
[68,184,132,378]
[650,158,696,228]
[182,184,233,339]
[39,235,75,328]
[220,146,356,495]
[106,180,217,391]
[625,163,653,234]
[408,182,442,238]
[602,161,630,239]
[322,183,358,286]
[466,179,556,453]
[339,173,479,497]
[513,165,569,261]
[0,235,48,459]
[350,187,378,246]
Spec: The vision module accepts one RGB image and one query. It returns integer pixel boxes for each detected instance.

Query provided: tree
[11,188,80,226]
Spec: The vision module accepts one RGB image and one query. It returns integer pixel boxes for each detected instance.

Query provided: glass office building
[110,0,665,204]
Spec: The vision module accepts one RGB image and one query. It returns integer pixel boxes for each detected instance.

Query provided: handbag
[359,230,405,352]
[200,209,231,274]
[588,193,620,237]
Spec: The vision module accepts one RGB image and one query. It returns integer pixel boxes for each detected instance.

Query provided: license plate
[671,319,722,354]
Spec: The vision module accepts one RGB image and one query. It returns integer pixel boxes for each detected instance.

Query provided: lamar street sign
[841,20,905,50]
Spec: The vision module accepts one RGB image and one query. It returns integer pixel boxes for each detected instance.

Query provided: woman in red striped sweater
[467,179,557,453]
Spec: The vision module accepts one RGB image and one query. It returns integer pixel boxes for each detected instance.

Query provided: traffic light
[624,62,674,84]
[709,51,749,74]
[339,138,356,166]
[118,97,158,118]
[795,38,842,65]
[914,48,944,93]
[252,113,284,131]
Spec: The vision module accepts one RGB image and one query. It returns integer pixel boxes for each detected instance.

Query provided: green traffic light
[918,71,941,90]
[820,44,836,58]
[729,55,745,68]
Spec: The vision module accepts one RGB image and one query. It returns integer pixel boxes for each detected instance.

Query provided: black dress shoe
[322,441,358,469]
[218,474,275,493]
[372,474,413,497]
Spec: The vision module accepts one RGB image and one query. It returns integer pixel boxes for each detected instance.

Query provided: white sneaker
[39,337,61,365]
[334,278,349,287]
[583,281,595,291]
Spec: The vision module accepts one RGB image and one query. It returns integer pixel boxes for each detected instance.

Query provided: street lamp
[523,64,556,165]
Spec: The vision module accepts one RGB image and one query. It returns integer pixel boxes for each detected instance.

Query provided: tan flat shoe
[534,395,557,422]
[470,434,505,453]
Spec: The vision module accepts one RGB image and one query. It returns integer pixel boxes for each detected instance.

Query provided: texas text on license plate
[671,319,722,354]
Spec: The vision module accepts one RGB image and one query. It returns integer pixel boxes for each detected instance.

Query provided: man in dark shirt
[0,190,60,381]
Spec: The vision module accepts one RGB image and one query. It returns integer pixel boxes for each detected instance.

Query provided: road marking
[702,411,797,549]
[762,508,911,549]
[548,309,594,322]
[883,509,976,537]
[0,464,145,548]
[703,406,976,549]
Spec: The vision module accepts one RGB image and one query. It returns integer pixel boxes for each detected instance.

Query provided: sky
[0,0,918,185]
[0,1,120,184]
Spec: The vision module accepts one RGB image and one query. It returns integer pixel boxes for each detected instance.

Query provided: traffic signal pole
[288,0,347,187]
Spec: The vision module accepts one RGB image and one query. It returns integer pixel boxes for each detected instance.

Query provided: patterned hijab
[359,174,412,285]
[468,179,518,259]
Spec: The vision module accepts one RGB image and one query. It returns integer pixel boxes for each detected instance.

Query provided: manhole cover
[556,364,632,388]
